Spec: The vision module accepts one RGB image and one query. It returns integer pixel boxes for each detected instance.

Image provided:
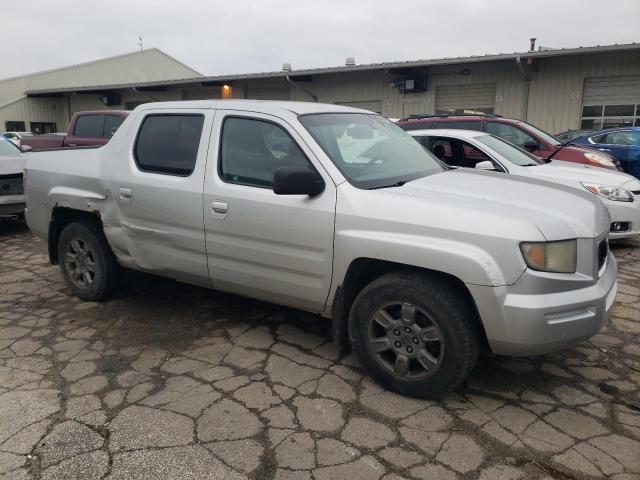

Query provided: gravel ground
[0,221,639,480]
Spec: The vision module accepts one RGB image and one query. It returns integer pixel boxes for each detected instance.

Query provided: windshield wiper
[545,144,564,162]
[368,180,407,190]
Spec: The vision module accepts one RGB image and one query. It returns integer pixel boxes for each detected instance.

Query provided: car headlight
[581,182,633,202]
[584,152,615,168]
[520,239,577,273]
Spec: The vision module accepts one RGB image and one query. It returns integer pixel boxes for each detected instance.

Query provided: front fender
[325,228,527,316]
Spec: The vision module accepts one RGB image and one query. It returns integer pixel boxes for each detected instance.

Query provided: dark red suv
[397,114,622,171]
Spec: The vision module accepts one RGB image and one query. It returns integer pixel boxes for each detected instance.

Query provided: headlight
[584,152,615,168]
[581,182,633,202]
[520,239,577,273]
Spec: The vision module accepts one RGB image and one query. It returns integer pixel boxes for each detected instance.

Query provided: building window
[581,104,639,129]
[30,122,57,134]
[5,121,26,132]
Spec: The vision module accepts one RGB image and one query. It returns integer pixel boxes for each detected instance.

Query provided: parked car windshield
[300,113,444,189]
[0,137,21,157]
[519,121,562,146]
[476,134,542,166]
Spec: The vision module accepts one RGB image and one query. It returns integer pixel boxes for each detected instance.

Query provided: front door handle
[599,148,611,152]
[119,187,132,202]
[211,201,228,214]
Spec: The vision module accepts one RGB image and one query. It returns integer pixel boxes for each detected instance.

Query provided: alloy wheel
[366,301,445,381]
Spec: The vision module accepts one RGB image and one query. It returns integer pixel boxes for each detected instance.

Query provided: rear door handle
[211,201,228,214]
[119,187,132,202]
[598,148,610,152]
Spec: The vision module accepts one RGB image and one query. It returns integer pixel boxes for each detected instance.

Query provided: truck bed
[21,134,66,151]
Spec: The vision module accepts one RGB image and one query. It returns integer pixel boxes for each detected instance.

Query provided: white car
[410,129,640,240]
[2,131,34,147]
[0,136,27,219]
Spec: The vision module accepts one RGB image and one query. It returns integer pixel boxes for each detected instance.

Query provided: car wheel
[57,221,119,301]
[349,271,480,399]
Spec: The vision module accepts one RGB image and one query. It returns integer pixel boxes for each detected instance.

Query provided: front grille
[597,239,608,274]
[0,174,23,197]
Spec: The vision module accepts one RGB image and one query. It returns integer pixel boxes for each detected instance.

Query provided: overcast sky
[2,0,639,79]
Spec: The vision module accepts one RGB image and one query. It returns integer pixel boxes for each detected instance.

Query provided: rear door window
[134,114,204,176]
[73,115,104,138]
[103,115,124,138]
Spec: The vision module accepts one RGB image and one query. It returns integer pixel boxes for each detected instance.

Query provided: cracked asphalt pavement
[1,221,640,480]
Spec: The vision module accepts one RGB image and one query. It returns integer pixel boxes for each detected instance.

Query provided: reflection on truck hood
[535,160,636,186]
[0,155,26,176]
[387,168,609,239]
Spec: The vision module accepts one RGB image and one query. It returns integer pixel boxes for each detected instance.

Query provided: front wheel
[57,221,119,301]
[349,272,480,399]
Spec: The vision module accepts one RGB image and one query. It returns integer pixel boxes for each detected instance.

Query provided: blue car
[570,127,640,179]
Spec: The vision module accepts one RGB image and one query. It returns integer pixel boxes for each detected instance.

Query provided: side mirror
[523,140,539,151]
[273,166,324,196]
[475,160,496,171]
[20,145,32,153]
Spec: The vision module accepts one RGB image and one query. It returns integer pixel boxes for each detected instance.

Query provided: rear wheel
[57,221,119,301]
[349,271,479,398]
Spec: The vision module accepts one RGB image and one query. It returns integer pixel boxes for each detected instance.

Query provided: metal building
[4,43,640,134]
[0,49,202,133]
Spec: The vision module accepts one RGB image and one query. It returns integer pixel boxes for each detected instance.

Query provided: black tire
[348,271,479,399]
[57,221,119,301]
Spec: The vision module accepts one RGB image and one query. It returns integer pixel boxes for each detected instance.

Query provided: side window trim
[133,112,205,177]
[217,114,321,190]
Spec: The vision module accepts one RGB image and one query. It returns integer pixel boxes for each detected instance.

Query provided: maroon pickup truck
[22,110,129,151]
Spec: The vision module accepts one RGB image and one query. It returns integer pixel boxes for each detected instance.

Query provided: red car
[21,110,129,151]
[397,114,622,171]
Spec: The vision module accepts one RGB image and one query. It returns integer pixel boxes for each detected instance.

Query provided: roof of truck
[134,100,372,116]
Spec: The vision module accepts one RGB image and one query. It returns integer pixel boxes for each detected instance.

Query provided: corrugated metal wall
[4,50,640,134]
[0,96,67,132]
[526,51,640,133]
[0,49,202,131]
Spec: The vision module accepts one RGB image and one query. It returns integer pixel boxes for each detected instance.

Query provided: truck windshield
[0,138,21,157]
[299,113,444,189]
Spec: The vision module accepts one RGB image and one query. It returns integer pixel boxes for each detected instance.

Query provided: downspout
[285,76,318,102]
[515,55,530,121]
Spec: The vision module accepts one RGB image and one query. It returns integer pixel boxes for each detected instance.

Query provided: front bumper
[0,196,25,217]
[605,197,640,239]
[468,251,617,356]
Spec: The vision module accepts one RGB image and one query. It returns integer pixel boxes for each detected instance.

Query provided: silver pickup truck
[24,100,617,398]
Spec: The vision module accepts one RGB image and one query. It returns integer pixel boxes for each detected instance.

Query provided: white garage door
[581,75,640,129]
[335,100,383,114]
[435,84,496,115]
[244,84,291,100]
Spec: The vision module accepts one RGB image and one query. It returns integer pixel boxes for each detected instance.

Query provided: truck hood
[532,160,636,187]
[0,155,26,175]
[385,169,609,239]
